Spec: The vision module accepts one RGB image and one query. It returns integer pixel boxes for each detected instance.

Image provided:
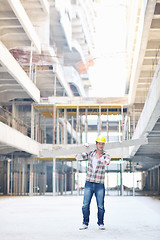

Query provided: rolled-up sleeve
[75,152,89,160]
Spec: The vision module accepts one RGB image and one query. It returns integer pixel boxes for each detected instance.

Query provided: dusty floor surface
[0,195,160,240]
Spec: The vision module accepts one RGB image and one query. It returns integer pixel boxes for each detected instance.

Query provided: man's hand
[83,143,90,148]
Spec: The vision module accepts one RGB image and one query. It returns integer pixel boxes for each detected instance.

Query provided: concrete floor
[0,195,160,240]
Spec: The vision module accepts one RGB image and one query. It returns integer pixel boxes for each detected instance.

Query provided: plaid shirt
[81,149,111,184]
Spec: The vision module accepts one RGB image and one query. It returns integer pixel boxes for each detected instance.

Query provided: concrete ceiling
[130,1,160,124]
[125,0,160,172]
[0,64,31,103]
[131,116,160,171]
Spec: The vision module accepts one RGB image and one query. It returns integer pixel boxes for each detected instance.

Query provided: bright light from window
[89,0,127,97]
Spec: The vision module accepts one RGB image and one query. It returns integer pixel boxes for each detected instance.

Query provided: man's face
[96,142,105,151]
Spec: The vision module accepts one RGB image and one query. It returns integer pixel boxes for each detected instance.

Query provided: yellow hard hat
[95,135,106,143]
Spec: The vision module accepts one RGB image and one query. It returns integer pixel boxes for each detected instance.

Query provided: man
[76,135,111,230]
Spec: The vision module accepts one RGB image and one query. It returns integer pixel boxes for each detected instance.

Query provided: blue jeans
[82,181,105,226]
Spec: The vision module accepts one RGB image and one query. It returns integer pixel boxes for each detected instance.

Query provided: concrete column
[35,113,38,142]
[106,166,109,195]
[13,159,17,195]
[15,160,18,195]
[153,168,155,191]
[121,105,124,140]
[76,106,79,144]
[132,159,135,196]
[36,164,38,195]
[18,159,21,195]
[57,172,59,195]
[152,169,154,191]
[150,169,153,191]
[12,102,17,129]
[149,170,151,190]
[64,168,67,195]
[119,119,121,142]
[42,163,46,195]
[158,166,160,193]
[44,118,46,144]
[33,64,37,85]
[85,109,88,143]
[60,123,64,144]
[60,161,64,195]
[29,42,33,80]
[98,105,101,135]
[76,159,79,196]
[53,105,56,144]
[120,159,124,196]
[147,170,150,190]
[141,171,146,190]
[7,159,11,195]
[117,170,119,196]
[155,168,158,192]
[54,75,57,96]
[132,104,135,133]
[71,161,73,195]
[126,111,129,140]
[71,116,74,144]
[64,109,67,144]
[31,104,35,140]
[10,159,13,196]
[53,157,56,196]
[57,108,60,144]
[21,162,25,195]
[80,115,83,144]
[106,108,109,142]
[128,113,131,140]
[153,168,158,192]
[29,160,33,196]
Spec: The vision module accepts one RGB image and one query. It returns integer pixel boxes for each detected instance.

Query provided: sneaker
[79,224,88,230]
[99,224,105,230]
